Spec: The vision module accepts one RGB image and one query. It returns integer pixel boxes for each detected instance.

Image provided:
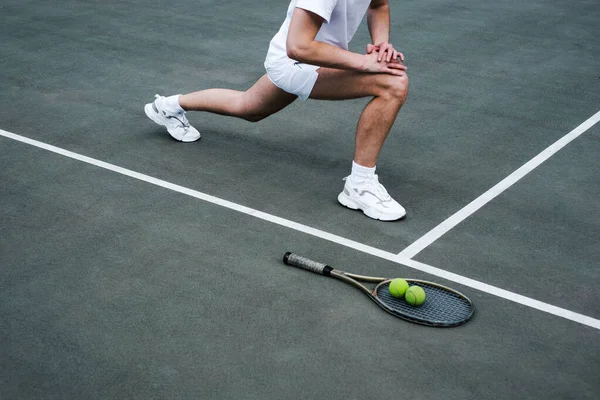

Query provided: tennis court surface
[1,1,599,399]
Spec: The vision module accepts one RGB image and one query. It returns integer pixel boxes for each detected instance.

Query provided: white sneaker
[144,94,201,142]
[337,175,406,221]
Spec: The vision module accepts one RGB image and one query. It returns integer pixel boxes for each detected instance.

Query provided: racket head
[372,279,474,327]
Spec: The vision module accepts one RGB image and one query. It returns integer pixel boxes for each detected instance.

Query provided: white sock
[164,94,184,113]
[350,160,376,183]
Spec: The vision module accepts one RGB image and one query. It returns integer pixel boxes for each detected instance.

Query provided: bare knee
[375,74,409,103]
[232,95,268,123]
[243,113,265,123]
[230,97,258,122]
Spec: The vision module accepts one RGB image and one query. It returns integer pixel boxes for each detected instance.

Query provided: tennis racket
[283,252,474,327]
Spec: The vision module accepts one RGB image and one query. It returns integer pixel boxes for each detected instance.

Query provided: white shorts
[264,59,320,101]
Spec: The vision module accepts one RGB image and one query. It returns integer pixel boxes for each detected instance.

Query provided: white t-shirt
[265,0,372,67]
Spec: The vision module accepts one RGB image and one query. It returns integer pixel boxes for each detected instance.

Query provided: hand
[366,42,405,63]
[362,50,407,76]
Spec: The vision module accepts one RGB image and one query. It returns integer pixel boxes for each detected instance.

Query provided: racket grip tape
[283,252,333,276]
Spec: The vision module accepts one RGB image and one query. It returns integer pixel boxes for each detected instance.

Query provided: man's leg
[145,75,297,141]
[179,74,297,122]
[309,68,408,167]
[309,68,409,221]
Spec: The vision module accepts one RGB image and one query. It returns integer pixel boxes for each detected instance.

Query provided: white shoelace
[368,175,392,201]
[173,113,190,129]
[346,174,392,201]
[154,95,191,129]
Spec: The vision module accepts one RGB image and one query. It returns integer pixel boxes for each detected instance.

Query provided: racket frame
[283,252,474,327]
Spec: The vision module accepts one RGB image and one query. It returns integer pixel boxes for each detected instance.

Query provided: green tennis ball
[388,278,409,298]
[405,286,426,306]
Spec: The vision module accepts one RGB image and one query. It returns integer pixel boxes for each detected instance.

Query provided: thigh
[244,74,298,117]
[265,60,320,101]
[310,68,405,101]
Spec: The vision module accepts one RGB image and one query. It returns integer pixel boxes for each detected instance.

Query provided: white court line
[1,128,599,330]
[399,110,600,259]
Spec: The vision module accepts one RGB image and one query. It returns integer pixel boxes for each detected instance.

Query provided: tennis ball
[388,278,409,298]
[405,286,426,306]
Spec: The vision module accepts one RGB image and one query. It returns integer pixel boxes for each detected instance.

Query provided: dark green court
[1,1,599,399]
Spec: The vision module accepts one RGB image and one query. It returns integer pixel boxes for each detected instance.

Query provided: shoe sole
[144,103,200,143]
[337,192,406,221]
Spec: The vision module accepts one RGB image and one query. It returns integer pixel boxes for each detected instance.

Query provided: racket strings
[376,282,473,326]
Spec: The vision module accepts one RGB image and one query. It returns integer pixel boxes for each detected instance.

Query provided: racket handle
[283,252,333,276]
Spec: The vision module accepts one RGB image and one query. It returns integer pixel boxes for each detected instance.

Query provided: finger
[398,52,405,62]
[387,62,407,70]
[381,45,391,62]
[386,68,404,77]
[382,44,393,61]
[378,44,390,61]
[367,44,374,54]
[386,47,394,62]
